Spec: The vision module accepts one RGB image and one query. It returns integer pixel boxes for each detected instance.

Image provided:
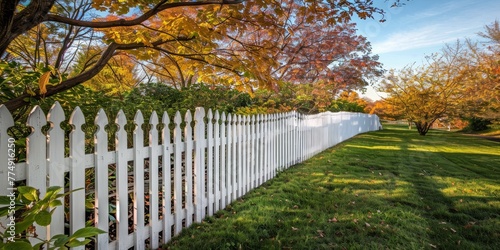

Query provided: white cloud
[372,25,463,54]
[369,0,500,55]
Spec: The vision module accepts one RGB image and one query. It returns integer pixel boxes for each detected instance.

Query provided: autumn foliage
[379,21,500,135]
[0,0,389,114]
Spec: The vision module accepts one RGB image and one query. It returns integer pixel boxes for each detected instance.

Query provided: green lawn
[163,125,500,250]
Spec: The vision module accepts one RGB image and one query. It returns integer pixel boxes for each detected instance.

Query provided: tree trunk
[414,120,436,136]
[0,0,56,57]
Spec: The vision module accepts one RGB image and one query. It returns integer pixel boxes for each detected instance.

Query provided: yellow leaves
[38,71,51,95]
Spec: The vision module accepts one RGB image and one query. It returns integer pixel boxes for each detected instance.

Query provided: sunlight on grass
[163,125,500,249]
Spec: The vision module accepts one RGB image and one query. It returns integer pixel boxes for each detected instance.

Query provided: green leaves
[70,227,107,240]
[0,186,105,249]
[3,241,32,250]
[34,210,52,226]
[48,227,106,248]
[17,186,39,202]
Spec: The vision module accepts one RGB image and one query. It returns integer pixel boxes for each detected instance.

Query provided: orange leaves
[89,0,382,93]
[38,72,50,95]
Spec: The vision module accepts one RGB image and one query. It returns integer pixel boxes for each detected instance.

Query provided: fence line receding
[0,101,382,249]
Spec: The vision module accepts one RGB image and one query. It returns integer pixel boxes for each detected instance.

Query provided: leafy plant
[0,186,105,250]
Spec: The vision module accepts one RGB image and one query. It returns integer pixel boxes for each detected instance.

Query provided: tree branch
[46,0,244,28]
[1,37,192,112]
[0,0,56,56]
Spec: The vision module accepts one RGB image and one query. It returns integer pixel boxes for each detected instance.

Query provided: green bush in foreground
[0,186,105,250]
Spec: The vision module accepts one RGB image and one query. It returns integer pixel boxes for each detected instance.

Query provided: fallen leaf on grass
[365,222,371,227]
[464,221,476,229]
[429,243,437,249]
[328,218,338,223]
[317,230,325,238]
[292,227,299,231]
[450,228,456,233]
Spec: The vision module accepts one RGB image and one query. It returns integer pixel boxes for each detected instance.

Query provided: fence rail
[0,102,381,249]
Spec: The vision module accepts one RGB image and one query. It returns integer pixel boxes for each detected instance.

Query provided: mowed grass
[163,125,500,249]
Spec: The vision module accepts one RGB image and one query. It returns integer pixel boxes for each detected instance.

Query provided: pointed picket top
[225,112,231,123]
[149,111,159,145]
[237,114,242,125]
[195,107,205,122]
[161,111,171,145]
[149,111,158,127]
[185,109,192,123]
[27,105,47,133]
[162,111,170,127]
[115,110,127,151]
[134,110,144,128]
[220,112,225,123]
[69,106,85,129]
[207,109,213,120]
[115,110,127,130]
[251,115,256,124]
[214,110,219,121]
[95,108,109,132]
[173,111,182,126]
[47,101,65,128]
[0,105,14,132]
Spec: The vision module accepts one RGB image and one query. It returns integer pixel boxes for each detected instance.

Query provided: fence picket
[228,114,235,202]
[184,111,194,227]
[219,112,227,209]
[161,112,173,242]
[115,110,129,249]
[46,102,65,237]
[133,110,146,250]
[94,109,110,249]
[207,109,214,216]
[149,112,160,249]
[69,107,86,250]
[194,107,205,222]
[173,112,183,235]
[26,106,48,244]
[0,105,14,209]
[213,110,220,212]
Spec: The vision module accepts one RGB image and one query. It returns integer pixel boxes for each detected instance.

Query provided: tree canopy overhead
[0,0,399,113]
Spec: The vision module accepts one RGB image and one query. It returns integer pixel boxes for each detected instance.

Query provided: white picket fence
[0,102,381,249]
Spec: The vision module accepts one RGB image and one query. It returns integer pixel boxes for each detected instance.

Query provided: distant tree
[381,43,470,135]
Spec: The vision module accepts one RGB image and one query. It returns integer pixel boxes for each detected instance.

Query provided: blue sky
[353,0,500,100]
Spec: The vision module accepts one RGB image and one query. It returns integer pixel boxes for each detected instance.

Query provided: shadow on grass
[163,126,499,250]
